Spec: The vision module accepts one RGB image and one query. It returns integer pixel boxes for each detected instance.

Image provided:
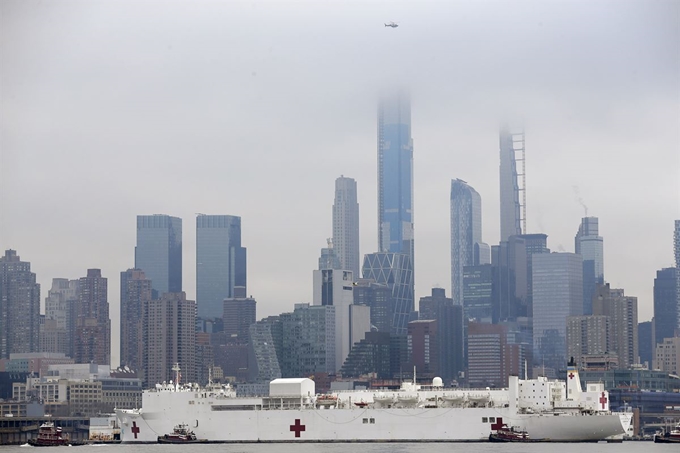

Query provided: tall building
[362,252,414,335]
[467,322,510,388]
[42,278,78,357]
[135,215,182,298]
[517,233,549,318]
[493,236,528,322]
[223,286,256,344]
[654,337,680,374]
[575,217,604,315]
[532,253,583,372]
[120,269,152,372]
[462,264,494,322]
[142,292,196,387]
[0,250,40,358]
[407,320,438,378]
[196,214,246,319]
[654,268,678,346]
[353,278,392,333]
[378,94,414,265]
[499,127,524,242]
[450,179,483,305]
[247,320,281,383]
[638,321,653,368]
[340,331,396,379]
[419,288,464,383]
[675,220,680,332]
[333,176,360,278]
[593,284,638,369]
[318,239,342,270]
[566,315,610,368]
[313,269,367,371]
[74,269,111,366]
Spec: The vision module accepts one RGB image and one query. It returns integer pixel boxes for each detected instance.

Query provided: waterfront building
[575,217,604,315]
[654,336,680,374]
[333,176,360,278]
[120,269,152,372]
[362,252,413,335]
[654,267,678,346]
[135,214,182,298]
[0,250,40,358]
[142,292,196,387]
[532,252,583,372]
[196,214,246,319]
[74,269,110,366]
[450,179,483,305]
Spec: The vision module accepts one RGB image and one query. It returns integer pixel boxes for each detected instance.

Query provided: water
[0,443,667,453]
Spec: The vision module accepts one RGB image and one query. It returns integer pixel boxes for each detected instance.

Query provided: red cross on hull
[131,421,140,439]
[290,419,306,437]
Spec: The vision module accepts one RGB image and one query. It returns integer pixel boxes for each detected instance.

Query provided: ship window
[370,418,375,424]
[363,418,368,424]
[482,417,488,423]
[489,417,495,423]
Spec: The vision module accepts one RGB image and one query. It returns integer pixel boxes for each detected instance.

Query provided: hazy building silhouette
[41,278,78,358]
[378,94,414,276]
[333,176,360,278]
[120,269,152,372]
[499,127,524,242]
[517,233,549,319]
[463,264,494,322]
[142,292,196,387]
[638,321,653,368]
[223,286,256,344]
[532,252,583,372]
[467,322,513,388]
[0,250,40,358]
[135,215,182,298]
[318,238,342,270]
[575,217,604,315]
[353,278,392,333]
[196,214,246,319]
[419,288,463,383]
[74,269,110,366]
[492,236,528,322]
[407,319,438,378]
[593,284,638,370]
[654,268,678,347]
[362,252,413,335]
[450,179,484,305]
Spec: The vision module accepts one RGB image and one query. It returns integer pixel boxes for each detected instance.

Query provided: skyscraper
[42,278,78,357]
[654,267,678,346]
[333,176,360,278]
[592,284,638,369]
[120,269,152,372]
[318,238,342,270]
[362,252,413,335]
[135,215,182,298]
[142,292,196,387]
[0,250,40,358]
[75,269,111,366]
[532,252,583,372]
[223,286,256,344]
[196,215,247,319]
[450,179,483,305]
[575,217,604,315]
[499,127,524,242]
[378,94,414,262]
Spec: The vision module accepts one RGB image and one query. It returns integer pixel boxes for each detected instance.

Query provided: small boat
[27,421,84,447]
[489,424,536,443]
[654,423,680,443]
[157,423,204,443]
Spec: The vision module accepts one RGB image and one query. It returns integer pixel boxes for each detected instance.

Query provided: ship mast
[172,363,181,392]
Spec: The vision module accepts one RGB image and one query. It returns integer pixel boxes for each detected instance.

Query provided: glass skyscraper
[196,214,246,319]
[575,217,604,315]
[450,179,482,305]
[135,215,182,298]
[378,94,414,261]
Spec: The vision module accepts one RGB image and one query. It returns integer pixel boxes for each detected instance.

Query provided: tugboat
[654,423,680,443]
[157,423,205,443]
[28,421,83,446]
[489,423,537,443]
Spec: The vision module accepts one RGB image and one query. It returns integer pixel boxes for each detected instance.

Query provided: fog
[2,0,678,366]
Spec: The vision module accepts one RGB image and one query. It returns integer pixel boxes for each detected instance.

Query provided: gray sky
[2,0,679,367]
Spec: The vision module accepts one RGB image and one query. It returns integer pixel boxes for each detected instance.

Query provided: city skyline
[2,1,678,367]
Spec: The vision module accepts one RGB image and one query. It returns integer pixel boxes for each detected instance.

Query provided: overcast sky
[2,0,678,367]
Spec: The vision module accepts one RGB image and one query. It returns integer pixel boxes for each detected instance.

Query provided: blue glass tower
[196,215,247,319]
[378,94,413,260]
[135,215,182,298]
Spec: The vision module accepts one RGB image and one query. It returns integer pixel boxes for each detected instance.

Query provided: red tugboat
[654,423,680,443]
[489,423,537,443]
[157,423,205,443]
[28,421,83,446]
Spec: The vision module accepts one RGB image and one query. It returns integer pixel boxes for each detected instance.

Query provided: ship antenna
[413,365,416,386]
[172,363,181,392]
[208,365,213,387]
